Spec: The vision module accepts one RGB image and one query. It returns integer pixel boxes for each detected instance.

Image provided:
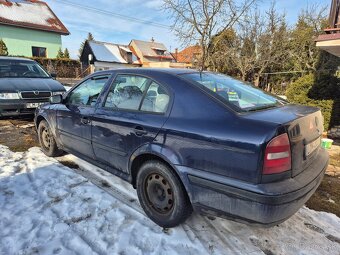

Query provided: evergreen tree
[56,48,64,59]
[0,39,8,56]
[78,32,94,59]
[63,48,70,59]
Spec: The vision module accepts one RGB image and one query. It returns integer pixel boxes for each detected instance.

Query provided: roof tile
[173,46,201,63]
[0,0,69,35]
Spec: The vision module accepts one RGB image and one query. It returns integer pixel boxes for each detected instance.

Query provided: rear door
[91,74,171,173]
[57,75,110,158]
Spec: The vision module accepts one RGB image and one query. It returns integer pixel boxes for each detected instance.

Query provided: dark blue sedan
[34,68,328,228]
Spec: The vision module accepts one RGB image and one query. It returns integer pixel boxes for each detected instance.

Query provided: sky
[45,0,332,59]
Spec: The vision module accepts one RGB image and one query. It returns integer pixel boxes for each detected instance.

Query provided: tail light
[263,133,291,174]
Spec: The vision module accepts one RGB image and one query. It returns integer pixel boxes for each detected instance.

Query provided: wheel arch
[129,144,193,202]
[35,115,47,129]
[130,152,173,187]
[35,112,59,146]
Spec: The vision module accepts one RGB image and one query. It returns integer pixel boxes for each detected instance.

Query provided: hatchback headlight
[0,93,20,99]
[52,91,64,96]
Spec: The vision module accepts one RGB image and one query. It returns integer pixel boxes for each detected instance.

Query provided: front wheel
[136,160,192,228]
[38,120,63,157]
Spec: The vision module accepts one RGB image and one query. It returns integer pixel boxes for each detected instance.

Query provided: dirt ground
[0,117,340,217]
[0,116,39,152]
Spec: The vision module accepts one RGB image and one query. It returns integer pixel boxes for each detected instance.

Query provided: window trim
[100,73,172,115]
[65,75,110,108]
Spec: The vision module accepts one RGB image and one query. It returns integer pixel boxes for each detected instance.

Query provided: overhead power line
[53,0,171,29]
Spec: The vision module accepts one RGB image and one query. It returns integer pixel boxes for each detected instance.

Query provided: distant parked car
[0,56,65,117]
[35,68,328,228]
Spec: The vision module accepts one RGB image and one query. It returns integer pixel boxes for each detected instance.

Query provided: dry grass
[306,175,340,217]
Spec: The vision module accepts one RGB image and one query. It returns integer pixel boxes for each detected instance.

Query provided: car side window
[140,82,170,113]
[104,75,149,110]
[68,76,108,106]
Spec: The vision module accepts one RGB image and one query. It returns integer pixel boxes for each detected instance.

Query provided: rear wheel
[136,160,192,228]
[38,120,62,157]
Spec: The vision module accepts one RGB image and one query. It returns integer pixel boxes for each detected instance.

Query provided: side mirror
[50,73,57,79]
[49,94,63,104]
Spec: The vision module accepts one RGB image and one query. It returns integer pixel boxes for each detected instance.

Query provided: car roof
[0,56,35,62]
[93,68,200,77]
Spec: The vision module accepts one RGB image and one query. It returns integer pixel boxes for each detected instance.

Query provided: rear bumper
[0,100,47,116]
[178,148,328,226]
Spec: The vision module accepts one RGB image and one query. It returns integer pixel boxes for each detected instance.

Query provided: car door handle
[134,126,147,136]
[81,116,91,125]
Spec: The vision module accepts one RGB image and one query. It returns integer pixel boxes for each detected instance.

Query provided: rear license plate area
[305,137,321,157]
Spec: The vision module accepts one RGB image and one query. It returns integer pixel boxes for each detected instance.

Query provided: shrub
[32,57,81,78]
[0,39,8,56]
[286,74,335,130]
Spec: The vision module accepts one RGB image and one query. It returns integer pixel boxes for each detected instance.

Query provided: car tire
[38,120,63,157]
[136,160,193,228]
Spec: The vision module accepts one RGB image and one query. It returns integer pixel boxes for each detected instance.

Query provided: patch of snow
[0,145,340,255]
[119,45,132,53]
[105,44,128,64]
[0,2,61,29]
[328,198,336,204]
[89,41,127,63]
[64,85,72,91]
[278,95,287,100]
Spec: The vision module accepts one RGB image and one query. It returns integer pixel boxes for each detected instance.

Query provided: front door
[91,74,171,173]
[57,75,110,158]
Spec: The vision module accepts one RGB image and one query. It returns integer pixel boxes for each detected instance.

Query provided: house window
[32,47,47,57]
[153,49,165,56]
[157,50,165,55]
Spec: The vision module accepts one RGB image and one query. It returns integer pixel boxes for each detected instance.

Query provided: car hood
[0,78,65,92]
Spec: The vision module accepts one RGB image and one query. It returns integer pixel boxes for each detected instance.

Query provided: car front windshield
[0,59,50,78]
[181,72,285,112]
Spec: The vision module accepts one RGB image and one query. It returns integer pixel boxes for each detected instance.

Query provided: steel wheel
[137,160,193,227]
[38,120,63,157]
[145,173,174,214]
[41,127,51,150]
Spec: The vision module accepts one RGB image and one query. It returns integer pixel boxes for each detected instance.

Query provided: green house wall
[0,25,62,58]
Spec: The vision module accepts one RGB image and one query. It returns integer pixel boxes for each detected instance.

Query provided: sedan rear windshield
[0,59,50,78]
[181,72,285,112]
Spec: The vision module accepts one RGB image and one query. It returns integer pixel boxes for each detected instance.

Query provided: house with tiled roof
[129,38,177,67]
[172,45,201,67]
[0,0,69,58]
[316,0,340,56]
[80,40,141,71]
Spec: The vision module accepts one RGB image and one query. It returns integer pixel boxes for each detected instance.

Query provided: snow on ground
[0,145,340,255]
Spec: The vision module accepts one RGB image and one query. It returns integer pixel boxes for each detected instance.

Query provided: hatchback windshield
[182,72,285,112]
[0,59,50,78]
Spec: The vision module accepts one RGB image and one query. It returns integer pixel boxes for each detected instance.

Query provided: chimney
[175,48,178,62]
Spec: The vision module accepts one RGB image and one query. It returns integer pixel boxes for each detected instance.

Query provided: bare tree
[163,0,257,70]
[289,4,329,72]
[209,2,290,86]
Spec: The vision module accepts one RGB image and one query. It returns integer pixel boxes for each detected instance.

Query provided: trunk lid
[243,104,323,177]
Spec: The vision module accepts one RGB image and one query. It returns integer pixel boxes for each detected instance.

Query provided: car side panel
[91,110,169,173]
[156,75,278,184]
